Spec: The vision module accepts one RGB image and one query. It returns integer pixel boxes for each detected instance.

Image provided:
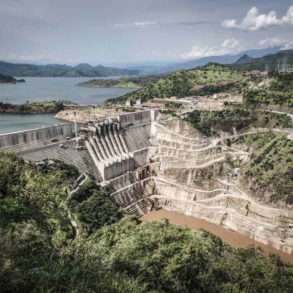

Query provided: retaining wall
[0,123,75,150]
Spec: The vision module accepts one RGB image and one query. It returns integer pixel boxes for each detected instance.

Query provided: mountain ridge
[0,61,139,77]
[129,47,281,74]
[231,49,293,71]
[234,54,254,65]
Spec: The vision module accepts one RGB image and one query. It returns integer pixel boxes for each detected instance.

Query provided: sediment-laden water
[143,209,293,264]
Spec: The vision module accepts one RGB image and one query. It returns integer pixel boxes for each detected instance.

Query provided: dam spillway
[1,109,293,256]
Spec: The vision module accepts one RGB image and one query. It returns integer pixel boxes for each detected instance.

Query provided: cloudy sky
[0,0,293,65]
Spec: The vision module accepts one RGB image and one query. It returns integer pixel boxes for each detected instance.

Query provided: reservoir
[0,113,61,134]
[0,77,136,133]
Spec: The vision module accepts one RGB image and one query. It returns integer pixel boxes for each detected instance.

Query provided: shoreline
[0,100,65,115]
[0,112,63,135]
[143,209,293,264]
[0,111,60,115]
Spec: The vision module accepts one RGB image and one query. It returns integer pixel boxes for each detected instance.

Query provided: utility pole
[74,111,78,145]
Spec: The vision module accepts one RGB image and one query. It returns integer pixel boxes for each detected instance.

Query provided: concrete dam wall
[0,123,99,177]
[2,110,292,256]
[84,110,156,181]
[0,123,76,151]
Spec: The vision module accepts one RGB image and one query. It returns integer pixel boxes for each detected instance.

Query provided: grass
[108,63,247,104]
[187,109,293,136]
[237,133,293,204]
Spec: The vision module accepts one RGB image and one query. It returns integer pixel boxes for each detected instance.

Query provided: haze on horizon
[0,0,293,66]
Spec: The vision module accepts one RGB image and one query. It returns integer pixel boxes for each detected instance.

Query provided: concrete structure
[277,64,293,74]
[1,110,293,255]
[0,123,75,152]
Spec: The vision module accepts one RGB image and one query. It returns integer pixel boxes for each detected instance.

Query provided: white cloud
[113,20,208,29]
[222,38,240,49]
[222,5,293,31]
[181,38,242,59]
[282,6,293,25]
[259,38,293,50]
[114,21,157,28]
[133,21,157,27]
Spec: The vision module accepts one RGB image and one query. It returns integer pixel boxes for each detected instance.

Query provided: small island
[77,76,159,88]
[0,73,25,84]
[77,78,140,88]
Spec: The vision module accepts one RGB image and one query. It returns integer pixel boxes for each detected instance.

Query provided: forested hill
[231,49,293,71]
[0,61,139,77]
[1,153,293,292]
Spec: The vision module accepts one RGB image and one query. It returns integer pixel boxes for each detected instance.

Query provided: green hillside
[108,64,247,104]
[239,134,293,204]
[244,72,293,109]
[187,108,293,136]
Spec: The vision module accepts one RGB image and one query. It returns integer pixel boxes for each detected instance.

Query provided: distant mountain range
[231,49,293,71]
[0,47,289,78]
[0,61,139,77]
[130,47,282,75]
[233,54,254,65]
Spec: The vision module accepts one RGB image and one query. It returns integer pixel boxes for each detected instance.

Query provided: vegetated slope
[237,133,293,205]
[108,63,247,104]
[0,61,139,77]
[1,153,293,292]
[232,49,293,71]
[244,72,293,110]
[187,108,293,136]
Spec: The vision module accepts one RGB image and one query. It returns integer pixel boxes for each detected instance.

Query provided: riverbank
[0,100,64,114]
[143,209,293,264]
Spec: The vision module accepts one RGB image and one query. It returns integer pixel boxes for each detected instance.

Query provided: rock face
[2,110,292,255]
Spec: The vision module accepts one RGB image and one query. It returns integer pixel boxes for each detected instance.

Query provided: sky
[0,0,293,66]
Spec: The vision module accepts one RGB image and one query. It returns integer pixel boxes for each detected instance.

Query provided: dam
[1,109,293,256]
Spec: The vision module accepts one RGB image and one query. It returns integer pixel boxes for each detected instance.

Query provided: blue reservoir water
[0,113,62,134]
[0,77,135,134]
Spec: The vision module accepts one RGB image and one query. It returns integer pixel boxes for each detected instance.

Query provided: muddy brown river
[143,209,293,264]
